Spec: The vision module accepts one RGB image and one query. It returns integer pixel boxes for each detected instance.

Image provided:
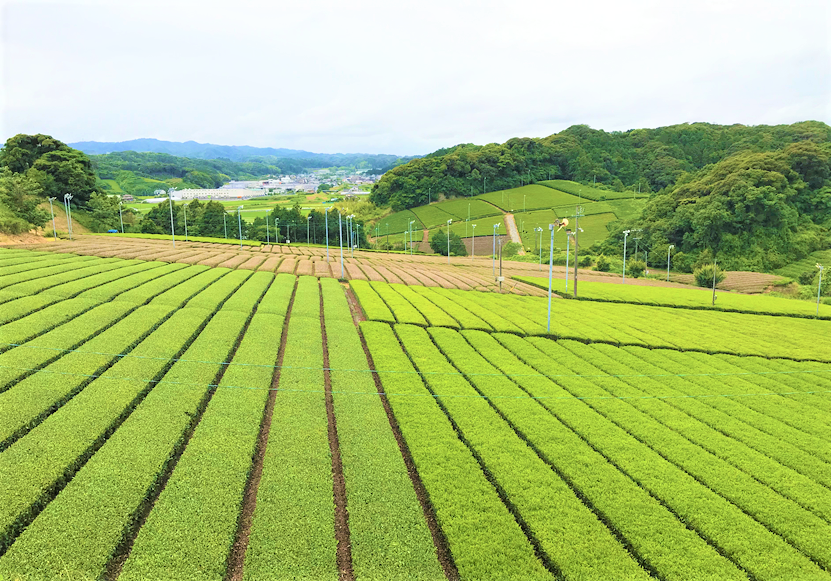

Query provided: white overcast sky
[1,0,829,155]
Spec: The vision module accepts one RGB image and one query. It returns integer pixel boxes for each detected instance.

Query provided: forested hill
[91,151,283,195]
[71,138,414,172]
[371,121,831,271]
[371,122,830,209]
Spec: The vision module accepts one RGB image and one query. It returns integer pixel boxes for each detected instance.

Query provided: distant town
[124,168,381,203]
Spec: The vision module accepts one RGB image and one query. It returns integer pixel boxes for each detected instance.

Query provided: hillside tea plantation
[0,245,828,581]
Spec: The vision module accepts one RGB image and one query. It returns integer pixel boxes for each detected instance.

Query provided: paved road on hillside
[503,213,525,255]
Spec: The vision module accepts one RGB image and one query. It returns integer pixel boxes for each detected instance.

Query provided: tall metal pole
[119,201,124,234]
[492,224,497,278]
[237,206,243,249]
[547,224,554,333]
[307,215,311,247]
[184,203,188,241]
[817,264,824,316]
[447,219,452,263]
[622,230,631,283]
[224,213,227,239]
[711,260,718,306]
[64,193,74,240]
[325,208,329,262]
[565,234,571,292]
[666,244,674,281]
[537,227,542,270]
[48,197,57,240]
[167,189,175,247]
[338,212,344,278]
[356,224,360,250]
[471,224,476,261]
[573,213,580,298]
[266,210,270,245]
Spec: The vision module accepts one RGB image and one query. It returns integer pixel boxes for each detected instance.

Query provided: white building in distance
[176,188,263,200]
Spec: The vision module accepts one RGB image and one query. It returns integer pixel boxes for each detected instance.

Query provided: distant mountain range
[69,138,410,166]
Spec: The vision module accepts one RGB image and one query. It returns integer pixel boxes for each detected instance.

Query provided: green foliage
[514,277,829,318]
[0,278,261,579]
[411,204,456,228]
[371,121,831,210]
[595,254,611,271]
[244,276,337,580]
[601,141,831,271]
[91,151,282,196]
[500,241,520,257]
[122,310,284,580]
[627,259,646,278]
[542,180,646,201]
[361,322,552,581]
[429,229,467,256]
[0,168,48,232]
[694,264,726,288]
[350,280,395,323]
[321,279,443,579]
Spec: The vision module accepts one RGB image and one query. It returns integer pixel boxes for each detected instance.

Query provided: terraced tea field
[0,246,829,581]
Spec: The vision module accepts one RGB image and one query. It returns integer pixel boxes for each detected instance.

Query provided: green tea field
[0,245,829,581]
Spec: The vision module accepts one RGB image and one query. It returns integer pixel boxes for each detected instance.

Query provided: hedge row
[361,321,551,581]
[244,276,336,580]
[350,280,394,323]
[411,286,492,331]
[417,325,650,580]
[463,330,745,580]
[370,280,427,326]
[501,334,827,581]
[553,339,831,570]
[572,342,831,523]
[389,285,458,328]
[121,301,289,579]
[321,278,442,580]
[619,346,831,481]
[0,305,218,556]
[0,274,270,579]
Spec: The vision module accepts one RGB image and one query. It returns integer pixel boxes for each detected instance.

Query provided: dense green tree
[0,168,49,230]
[430,230,467,256]
[197,201,229,237]
[86,192,122,231]
[0,134,99,204]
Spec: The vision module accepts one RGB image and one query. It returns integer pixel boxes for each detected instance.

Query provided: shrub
[579,255,593,267]
[595,255,611,272]
[430,230,467,256]
[672,252,694,273]
[502,242,521,257]
[627,259,646,278]
[798,270,817,286]
[694,264,726,288]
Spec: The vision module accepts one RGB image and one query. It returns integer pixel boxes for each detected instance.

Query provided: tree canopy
[0,134,99,204]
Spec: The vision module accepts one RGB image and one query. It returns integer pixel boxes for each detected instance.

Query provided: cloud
[2,0,829,155]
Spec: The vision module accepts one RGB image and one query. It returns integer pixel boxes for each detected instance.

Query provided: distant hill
[69,138,414,169]
[371,121,831,272]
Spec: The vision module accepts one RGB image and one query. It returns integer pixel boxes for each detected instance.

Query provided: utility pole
[446,219,452,264]
[817,264,824,316]
[711,260,718,305]
[118,201,124,234]
[622,230,631,283]
[237,206,243,249]
[498,239,503,292]
[48,197,57,240]
[339,212,344,278]
[573,206,583,298]
[666,244,674,281]
[167,189,175,247]
[325,208,329,262]
[471,224,476,260]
